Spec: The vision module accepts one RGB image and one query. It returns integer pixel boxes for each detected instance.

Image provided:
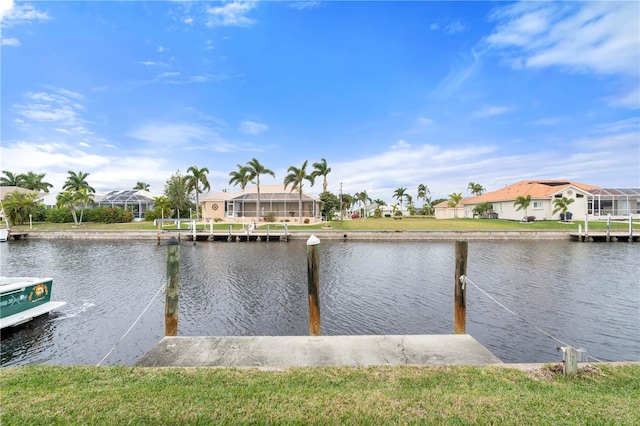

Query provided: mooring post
[562,347,578,375]
[192,219,196,245]
[606,214,611,242]
[307,235,321,336]
[156,219,161,245]
[165,237,180,336]
[629,214,633,242]
[584,215,589,240]
[454,240,468,334]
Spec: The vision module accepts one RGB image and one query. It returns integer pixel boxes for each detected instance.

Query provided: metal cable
[460,275,605,363]
[96,283,165,366]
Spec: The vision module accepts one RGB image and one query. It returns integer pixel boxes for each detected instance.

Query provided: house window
[532,201,543,209]
[576,194,584,198]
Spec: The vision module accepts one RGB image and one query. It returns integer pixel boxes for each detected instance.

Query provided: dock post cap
[167,236,179,245]
[306,235,321,246]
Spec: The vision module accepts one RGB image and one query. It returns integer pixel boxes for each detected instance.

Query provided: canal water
[1,238,638,366]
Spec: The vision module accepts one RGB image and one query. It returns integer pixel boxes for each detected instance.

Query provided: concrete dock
[135,334,503,368]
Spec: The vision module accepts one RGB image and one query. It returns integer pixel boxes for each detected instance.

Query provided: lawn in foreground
[1,364,638,425]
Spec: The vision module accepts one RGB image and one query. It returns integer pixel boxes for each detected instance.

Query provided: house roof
[462,180,600,205]
[0,186,40,201]
[201,185,321,203]
[94,190,154,204]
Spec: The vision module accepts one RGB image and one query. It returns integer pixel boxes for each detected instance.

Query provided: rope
[96,283,165,366]
[460,275,605,363]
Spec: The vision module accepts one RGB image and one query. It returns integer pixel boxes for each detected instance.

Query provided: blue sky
[1,0,639,203]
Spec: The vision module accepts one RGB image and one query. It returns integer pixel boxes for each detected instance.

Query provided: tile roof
[456,180,600,205]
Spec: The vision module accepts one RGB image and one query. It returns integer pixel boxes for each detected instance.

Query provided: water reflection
[1,238,638,366]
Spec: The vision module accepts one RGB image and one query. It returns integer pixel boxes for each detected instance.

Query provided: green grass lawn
[12,217,638,232]
[1,364,638,425]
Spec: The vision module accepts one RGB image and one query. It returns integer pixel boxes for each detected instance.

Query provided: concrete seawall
[21,229,571,241]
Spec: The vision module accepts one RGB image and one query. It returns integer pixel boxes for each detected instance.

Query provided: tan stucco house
[200,185,323,224]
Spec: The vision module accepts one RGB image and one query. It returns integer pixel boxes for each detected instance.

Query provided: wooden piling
[165,237,180,336]
[454,241,468,334]
[307,235,321,336]
[563,347,578,375]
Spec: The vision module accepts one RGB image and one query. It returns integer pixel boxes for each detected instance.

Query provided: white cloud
[129,122,215,146]
[445,21,465,34]
[473,105,512,118]
[0,139,173,193]
[528,117,568,126]
[206,1,256,27]
[429,23,439,31]
[239,120,268,135]
[432,49,481,99]
[0,1,51,26]
[157,46,166,53]
[158,71,181,78]
[416,116,435,126]
[16,90,86,125]
[487,2,640,76]
[607,86,640,110]
[1,36,19,46]
[289,2,322,11]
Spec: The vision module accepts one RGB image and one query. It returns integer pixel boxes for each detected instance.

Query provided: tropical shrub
[373,208,382,219]
[46,207,74,223]
[265,212,276,222]
[304,218,310,224]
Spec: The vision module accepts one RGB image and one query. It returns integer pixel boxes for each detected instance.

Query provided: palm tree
[417,183,429,209]
[1,190,38,225]
[63,171,95,194]
[355,191,371,218]
[185,166,210,219]
[423,196,435,216]
[340,193,354,219]
[133,182,150,191]
[447,192,463,218]
[0,170,25,187]
[20,172,53,192]
[468,182,486,197]
[393,187,407,208]
[312,158,331,193]
[246,158,275,219]
[553,197,575,221]
[513,195,532,220]
[228,165,253,190]
[372,198,386,218]
[57,190,80,225]
[283,160,315,223]
[76,188,95,225]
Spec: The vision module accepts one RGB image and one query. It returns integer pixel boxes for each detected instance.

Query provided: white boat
[0,277,67,329]
[0,228,8,242]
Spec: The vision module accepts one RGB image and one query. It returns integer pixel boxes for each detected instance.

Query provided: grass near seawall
[11,217,639,233]
[1,364,639,425]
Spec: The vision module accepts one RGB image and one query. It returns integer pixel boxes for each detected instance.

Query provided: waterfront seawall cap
[307,235,321,246]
